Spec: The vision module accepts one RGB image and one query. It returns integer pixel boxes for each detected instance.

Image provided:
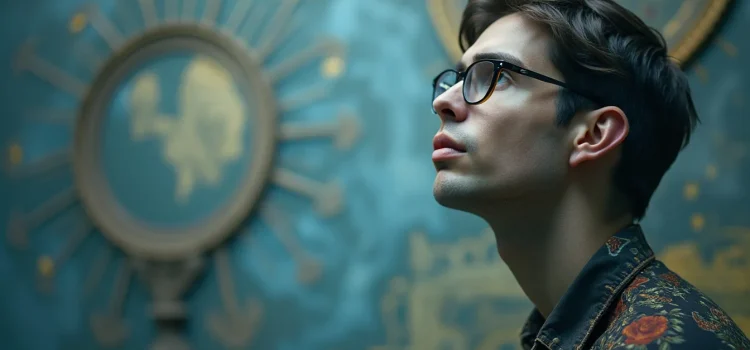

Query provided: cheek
[471,98,567,179]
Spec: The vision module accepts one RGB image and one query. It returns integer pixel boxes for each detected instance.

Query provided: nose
[432,82,468,124]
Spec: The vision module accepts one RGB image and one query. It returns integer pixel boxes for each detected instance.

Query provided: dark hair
[459,0,700,220]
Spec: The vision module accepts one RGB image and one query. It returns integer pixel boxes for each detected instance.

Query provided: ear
[569,107,629,168]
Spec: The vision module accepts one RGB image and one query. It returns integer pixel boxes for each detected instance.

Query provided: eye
[496,69,513,89]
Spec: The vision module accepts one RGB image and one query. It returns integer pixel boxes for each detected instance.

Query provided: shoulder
[592,261,750,349]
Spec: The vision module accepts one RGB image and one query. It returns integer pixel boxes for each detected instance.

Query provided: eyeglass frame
[431,59,600,112]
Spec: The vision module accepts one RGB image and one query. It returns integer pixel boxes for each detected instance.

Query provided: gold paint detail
[321,55,346,79]
[129,56,247,203]
[694,63,710,83]
[427,0,732,66]
[69,12,88,33]
[14,40,88,98]
[706,164,718,180]
[37,220,93,292]
[670,0,732,65]
[716,36,739,57]
[683,182,700,201]
[206,248,263,347]
[261,204,322,283]
[37,256,55,277]
[8,143,23,165]
[691,213,706,232]
[375,229,529,349]
[659,227,750,335]
[663,0,699,39]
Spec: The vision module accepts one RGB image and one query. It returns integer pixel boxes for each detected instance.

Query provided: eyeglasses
[431,59,596,112]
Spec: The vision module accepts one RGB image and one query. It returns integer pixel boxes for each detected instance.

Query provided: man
[430,0,750,349]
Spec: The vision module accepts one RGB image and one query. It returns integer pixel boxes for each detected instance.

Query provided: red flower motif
[622,315,669,345]
[693,311,721,331]
[625,276,649,294]
[710,308,731,324]
[659,272,681,287]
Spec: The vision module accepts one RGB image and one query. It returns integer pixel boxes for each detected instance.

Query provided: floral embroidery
[524,226,750,350]
[659,272,681,287]
[692,299,750,349]
[606,236,631,256]
[625,276,649,294]
[622,315,668,345]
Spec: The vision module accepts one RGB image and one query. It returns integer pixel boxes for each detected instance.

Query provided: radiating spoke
[266,38,344,84]
[224,0,254,34]
[239,2,271,43]
[82,4,125,51]
[272,169,342,217]
[37,220,94,292]
[201,0,222,25]
[7,187,78,248]
[181,0,196,21]
[91,258,131,348]
[214,248,240,312]
[256,0,299,59]
[278,83,331,113]
[165,0,179,22]
[14,40,88,98]
[261,203,322,283]
[24,107,76,126]
[279,110,360,150]
[85,247,113,296]
[138,0,158,28]
[6,149,71,178]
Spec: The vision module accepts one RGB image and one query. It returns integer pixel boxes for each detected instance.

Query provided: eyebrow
[455,51,528,71]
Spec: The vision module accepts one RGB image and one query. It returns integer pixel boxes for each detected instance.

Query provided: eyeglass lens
[432,60,497,105]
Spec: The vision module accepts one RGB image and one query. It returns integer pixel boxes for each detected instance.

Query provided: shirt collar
[520,224,656,350]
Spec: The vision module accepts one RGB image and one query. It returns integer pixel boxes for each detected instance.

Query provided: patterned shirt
[520,224,750,350]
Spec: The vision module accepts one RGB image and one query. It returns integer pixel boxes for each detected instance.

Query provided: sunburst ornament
[6,0,359,348]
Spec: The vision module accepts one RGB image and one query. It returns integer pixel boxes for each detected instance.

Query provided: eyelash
[496,70,513,88]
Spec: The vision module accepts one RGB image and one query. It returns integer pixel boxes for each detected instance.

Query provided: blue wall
[1,0,749,349]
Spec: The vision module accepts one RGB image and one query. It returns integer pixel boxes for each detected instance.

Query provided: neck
[478,186,632,318]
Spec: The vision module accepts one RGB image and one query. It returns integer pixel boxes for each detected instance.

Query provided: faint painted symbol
[374,229,530,350]
[130,56,247,204]
[206,248,263,348]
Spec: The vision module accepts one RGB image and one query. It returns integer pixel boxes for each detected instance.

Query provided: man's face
[432,13,572,211]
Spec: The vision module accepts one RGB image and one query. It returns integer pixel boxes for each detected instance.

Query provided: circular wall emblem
[428,0,733,66]
[74,24,277,259]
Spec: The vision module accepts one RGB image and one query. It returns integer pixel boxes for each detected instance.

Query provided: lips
[433,133,466,152]
[432,133,466,162]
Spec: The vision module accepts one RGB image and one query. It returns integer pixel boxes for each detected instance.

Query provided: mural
[0,0,748,349]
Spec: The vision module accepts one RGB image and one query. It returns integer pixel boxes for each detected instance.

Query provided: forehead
[460,13,554,73]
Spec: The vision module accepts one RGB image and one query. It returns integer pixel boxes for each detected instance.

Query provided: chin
[432,172,482,211]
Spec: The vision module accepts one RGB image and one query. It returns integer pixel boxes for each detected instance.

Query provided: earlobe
[569,107,629,168]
